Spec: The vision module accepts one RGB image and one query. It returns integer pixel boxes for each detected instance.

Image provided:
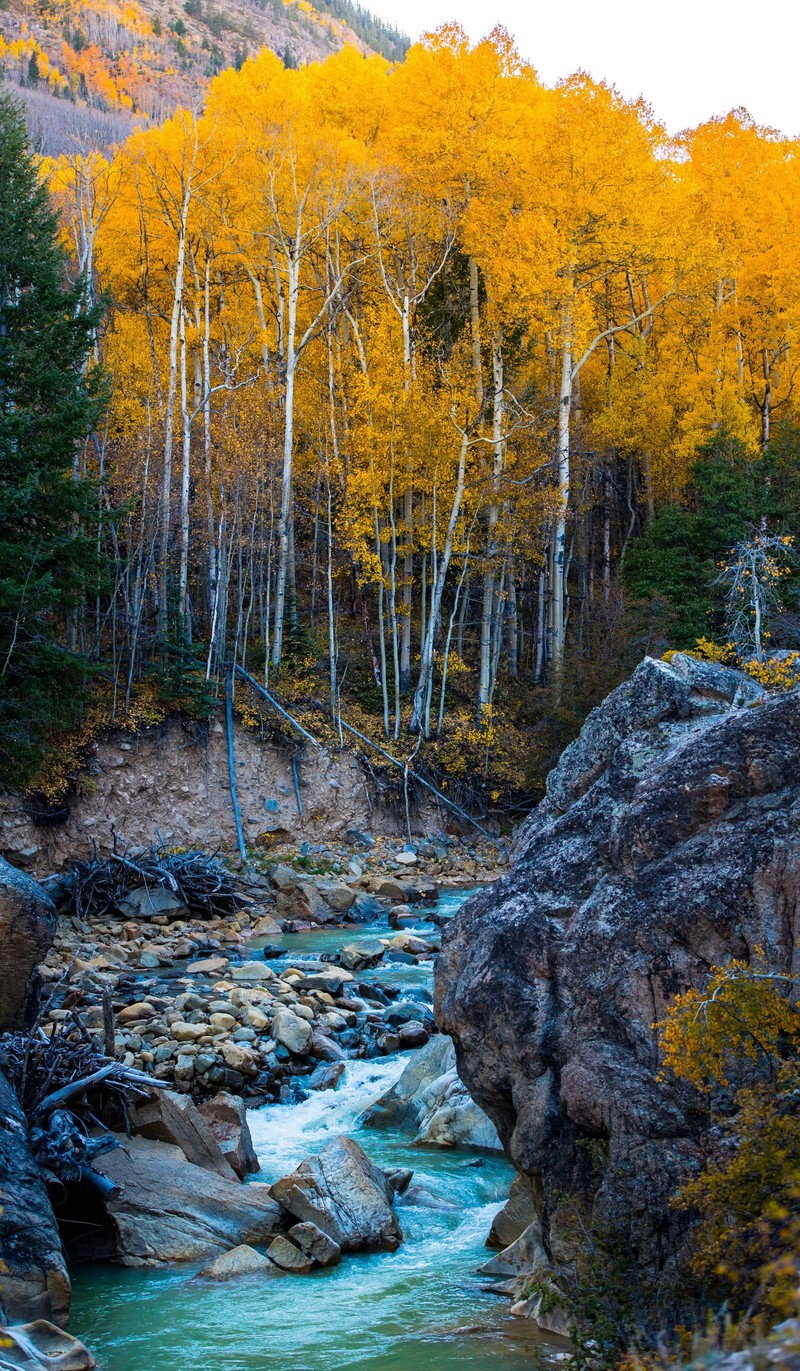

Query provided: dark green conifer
[0,91,107,785]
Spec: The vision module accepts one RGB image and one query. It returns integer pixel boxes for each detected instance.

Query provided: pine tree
[0,92,107,786]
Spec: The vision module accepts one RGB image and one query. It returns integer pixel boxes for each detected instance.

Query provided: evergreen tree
[0,92,107,786]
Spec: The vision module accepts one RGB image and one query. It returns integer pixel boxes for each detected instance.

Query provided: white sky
[368,0,800,137]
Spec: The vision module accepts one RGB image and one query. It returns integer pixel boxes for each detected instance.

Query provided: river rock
[308,1062,346,1091]
[0,857,56,1031]
[94,1135,283,1263]
[478,1219,550,1278]
[310,1029,347,1062]
[360,1036,501,1150]
[398,1022,429,1048]
[436,655,800,1281]
[231,961,276,983]
[0,1319,96,1368]
[486,1174,540,1250]
[128,1090,239,1181]
[271,1009,312,1056]
[300,968,354,994]
[340,938,385,970]
[0,1073,70,1327]
[198,1092,260,1178]
[275,882,333,924]
[196,1244,275,1281]
[266,1235,313,1273]
[360,1035,454,1129]
[325,884,356,913]
[288,1222,341,1266]
[269,1136,403,1252]
[118,886,189,920]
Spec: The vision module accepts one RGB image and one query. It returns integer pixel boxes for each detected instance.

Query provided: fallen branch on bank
[0,1021,165,1193]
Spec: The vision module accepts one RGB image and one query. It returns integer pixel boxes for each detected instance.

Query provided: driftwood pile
[0,1015,161,1195]
[50,841,250,922]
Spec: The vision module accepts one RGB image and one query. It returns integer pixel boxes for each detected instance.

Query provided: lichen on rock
[435,654,800,1283]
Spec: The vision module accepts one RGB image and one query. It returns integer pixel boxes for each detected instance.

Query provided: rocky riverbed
[30,836,503,1105]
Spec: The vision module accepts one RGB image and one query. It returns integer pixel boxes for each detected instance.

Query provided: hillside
[0,0,408,151]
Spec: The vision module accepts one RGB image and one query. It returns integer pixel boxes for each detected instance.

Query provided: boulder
[436,656,800,1279]
[271,1009,312,1056]
[478,1220,550,1278]
[195,1244,275,1282]
[413,1064,502,1150]
[249,913,283,937]
[0,858,56,1032]
[269,1136,402,1252]
[486,1174,540,1250]
[230,961,276,983]
[118,886,189,920]
[308,1062,345,1091]
[128,1091,239,1181]
[197,1092,260,1179]
[376,878,416,904]
[275,883,334,925]
[325,884,356,913]
[95,1135,283,1264]
[265,1235,313,1273]
[360,1035,454,1130]
[0,1319,96,1369]
[340,938,385,970]
[0,1074,70,1328]
[288,1221,341,1266]
[299,968,353,994]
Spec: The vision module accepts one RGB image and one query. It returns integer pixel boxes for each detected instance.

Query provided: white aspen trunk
[201,263,216,624]
[507,563,518,676]
[178,306,192,627]
[551,335,572,687]
[410,428,469,734]
[477,335,504,714]
[271,250,299,667]
[326,479,337,723]
[158,190,189,643]
[469,256,483,403]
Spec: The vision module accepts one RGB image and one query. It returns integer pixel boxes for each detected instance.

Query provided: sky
[367,0,800,137]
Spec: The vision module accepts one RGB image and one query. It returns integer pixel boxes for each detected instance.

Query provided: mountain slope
[0,0,408,151]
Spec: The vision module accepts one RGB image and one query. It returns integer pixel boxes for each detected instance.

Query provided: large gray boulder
[361,1036,501,1150]
[0,1073,70,1327]
[94,1135,283,1264]
[436,655,800,1279]
[269,1136,402,1252]
[0,857,56,1031]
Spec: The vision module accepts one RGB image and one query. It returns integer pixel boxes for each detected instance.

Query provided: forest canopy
[3,27,800,797]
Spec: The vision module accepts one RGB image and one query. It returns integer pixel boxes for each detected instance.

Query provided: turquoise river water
[68,890,550,1371]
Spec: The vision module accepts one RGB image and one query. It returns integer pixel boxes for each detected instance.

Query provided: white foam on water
[248,1053,410,1181]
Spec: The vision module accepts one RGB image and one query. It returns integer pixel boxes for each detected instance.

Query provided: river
[68,890,548,1371]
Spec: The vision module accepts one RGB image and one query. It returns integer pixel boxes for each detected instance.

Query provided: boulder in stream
[360,1036,501,1150]
[0,857,56,1032]
[0,1319,96,1369]
[93,1135,283,1264]
[436,654,800,1281]
[195,1244,275,1282]
[269,1136,403,1252]
[128,1090,239,1181]
[197,1092,260,1178]
[0,1073,70,1328]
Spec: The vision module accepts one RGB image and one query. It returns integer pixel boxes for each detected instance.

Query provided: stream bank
[61,886,553,1371]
